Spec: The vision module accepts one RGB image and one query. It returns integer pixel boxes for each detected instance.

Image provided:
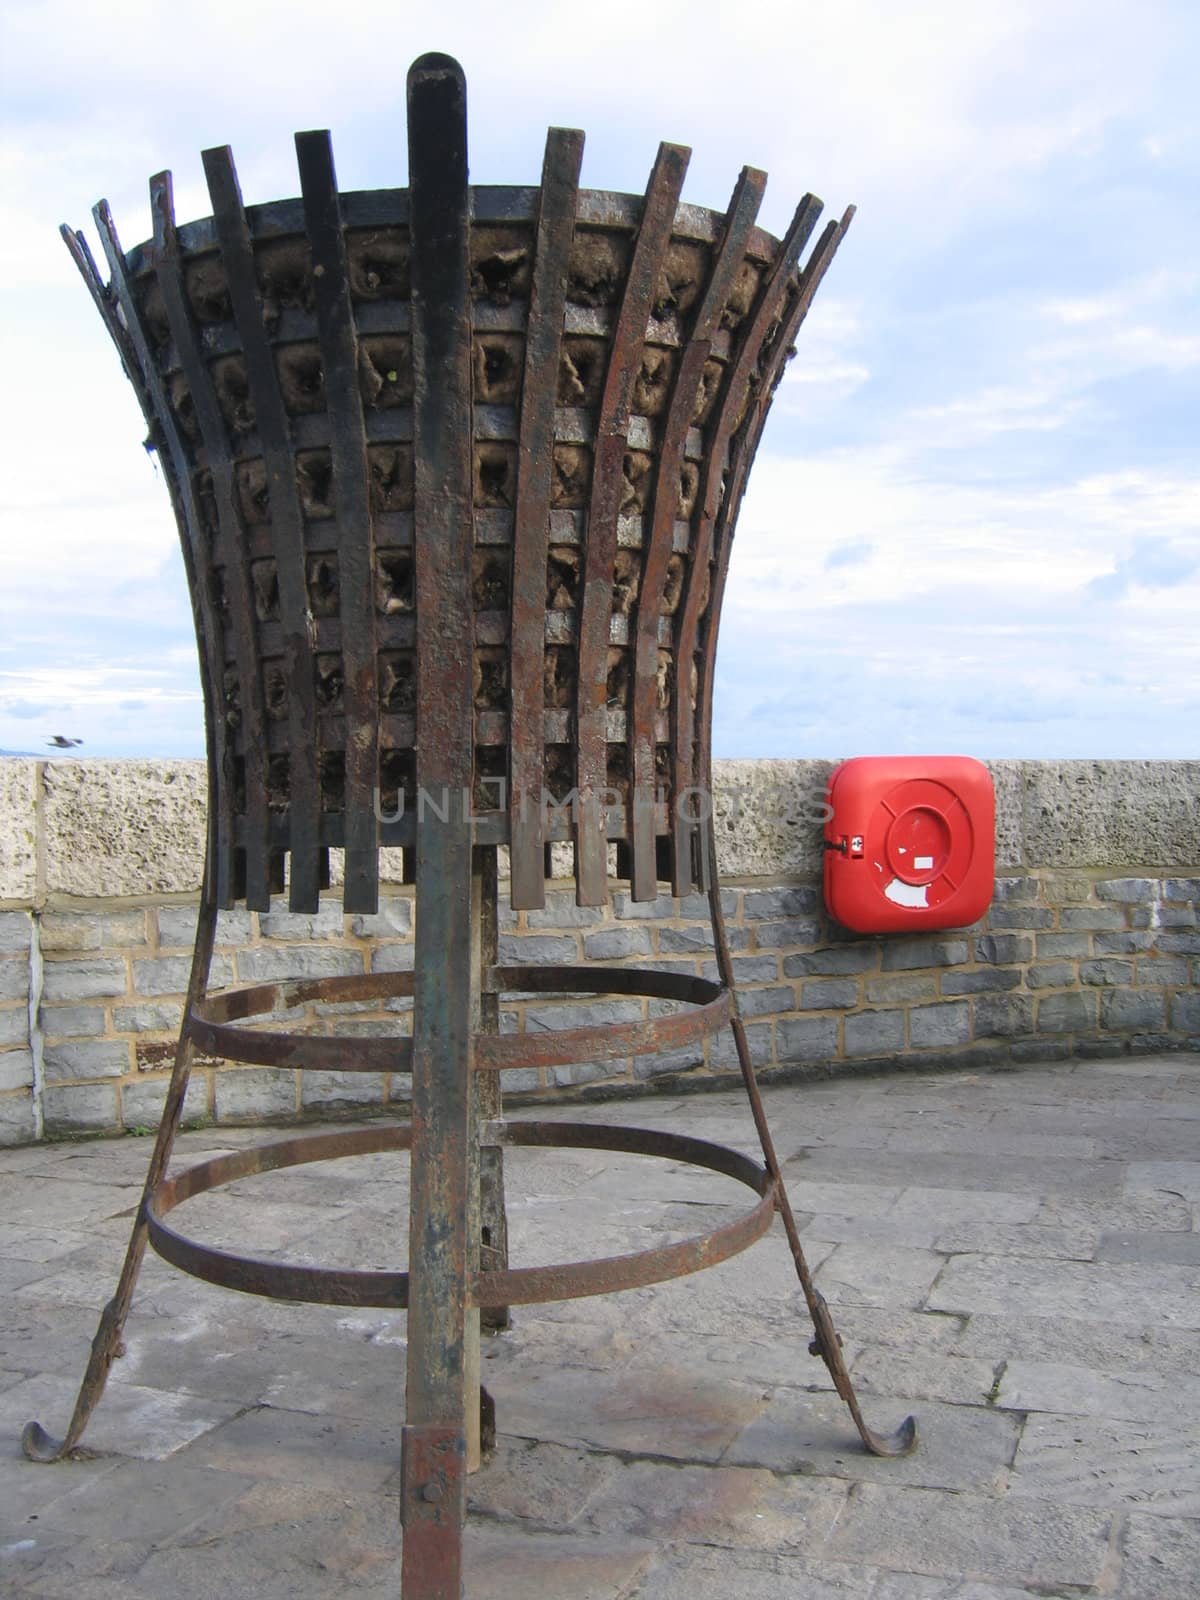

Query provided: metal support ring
[146,1119,776,1308]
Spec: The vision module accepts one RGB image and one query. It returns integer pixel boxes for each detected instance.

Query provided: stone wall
[1,758,1197,1145]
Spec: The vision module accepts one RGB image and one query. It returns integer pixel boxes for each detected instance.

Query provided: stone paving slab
[1,1052,1198,1598]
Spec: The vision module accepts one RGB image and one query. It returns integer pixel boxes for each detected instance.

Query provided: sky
[1,0,1197,761]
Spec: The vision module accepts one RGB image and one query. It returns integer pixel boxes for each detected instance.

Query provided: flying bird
[47,736,83,748]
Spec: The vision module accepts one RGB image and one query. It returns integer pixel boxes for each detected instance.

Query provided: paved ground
[1,1052,1198,1598]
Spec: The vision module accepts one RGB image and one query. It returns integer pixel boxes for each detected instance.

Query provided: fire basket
[27,52,915,1597]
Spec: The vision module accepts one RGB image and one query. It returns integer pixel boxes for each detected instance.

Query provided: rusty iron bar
[573,142,689,905]
[144,1120,775,1309]
[401,51,477,1597]
[509,128,584,909]
[295,127,384,915]
[184,964,731,1073]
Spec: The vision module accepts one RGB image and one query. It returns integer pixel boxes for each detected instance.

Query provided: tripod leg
[704,823,916,1458]
[23,893,218,1462]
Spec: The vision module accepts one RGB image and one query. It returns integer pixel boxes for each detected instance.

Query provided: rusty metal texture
[184,963,730,1073]
[61,88,838,916]
[39,55,912,1600]
[144,1120,774,1309]
[509,128,584,909]
[295,128,383,915]
[403,51,477,1580]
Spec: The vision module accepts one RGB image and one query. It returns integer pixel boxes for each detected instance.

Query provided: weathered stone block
[987,905,1054,929]
[525,999,643,1032]
[113,1001,183,1033]
[0,762,37,903]
[40,958,127,1003]
[657,924,716,954]
[43,1039,132,1081]
[583,927,651,961]
[1094,930,1156,955]
[633,1046,704,1080]
[346,897,415,940]
[156,903,253,947]
[866,973,936,1002]
[0,1007,28,1048]
[371,942,415,973]
[742,886,819,921]
[0,1088,37,1145]
[1159,932,1200,955]
[612,891,674,920]
[976,993,1034,1037]
[121,1074,209,1127]
[736,984,796,1018]
[214,1067,297,1121]
[711,758,834,877]
[1037,991,1097,1032]
[0,1049,34,1092]
[783,945,876,978]
[1060,906,1126,930]
[1164,877,1200,902]
[1027,962,1077,989]
[1021,759,1200,868]
[498,934,578,965]
[42,758,207,897]
[976,933,1032,965]
[258,903,347,941]
[300,1070,386,1108]
[1036,931,1090,958]
[909,1001,970,1049]
[678,888,738,919]
[234,946,365,983]
[702,955,778,985]
[881,938,968,972]
[844,1009,904,1056]
[1095,876,1156,902]
[0,910,33,953]
[0,958,29,1002]
[1157,905,1197,928]
[39,1003,106,1039]
[711,1021,775,1068]
[1079,958,1135,986]
[1137,956,1190,986]
[749,917,820,949]
[525,892,605,929]
[42,1082,120,1133]
[942,968,1021,995]
[800,979,858,1010]
[992,875,1041,903]
[1170,991,1200,1033]
[132,953,235,997]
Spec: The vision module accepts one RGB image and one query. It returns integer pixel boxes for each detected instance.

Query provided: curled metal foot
[21,1297,126,1463]
[807,1289,917,1458]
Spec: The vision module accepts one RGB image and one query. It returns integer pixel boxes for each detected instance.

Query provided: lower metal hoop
[146,1120,777,1309]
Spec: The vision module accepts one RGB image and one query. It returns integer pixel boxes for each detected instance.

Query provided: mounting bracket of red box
[823,756,995,934]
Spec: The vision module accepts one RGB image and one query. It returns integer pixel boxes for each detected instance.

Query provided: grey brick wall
[1,869,1194,1143]
[1,756,1197,1143]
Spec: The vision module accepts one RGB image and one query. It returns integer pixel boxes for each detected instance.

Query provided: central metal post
[400,54,477,1597]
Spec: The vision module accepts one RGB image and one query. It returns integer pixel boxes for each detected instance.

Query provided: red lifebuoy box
[823,756,995,933]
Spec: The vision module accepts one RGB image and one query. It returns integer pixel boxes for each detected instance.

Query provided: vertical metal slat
[148,171,275,910]
[508,127,584,911]
[573,141,689,906]
[628,166,766,900]
[296,128,382,915]
[204,146,323,913]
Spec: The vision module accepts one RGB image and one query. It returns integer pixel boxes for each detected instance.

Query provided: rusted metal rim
[185,964,731,1074]
[145,1119,776,1309]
